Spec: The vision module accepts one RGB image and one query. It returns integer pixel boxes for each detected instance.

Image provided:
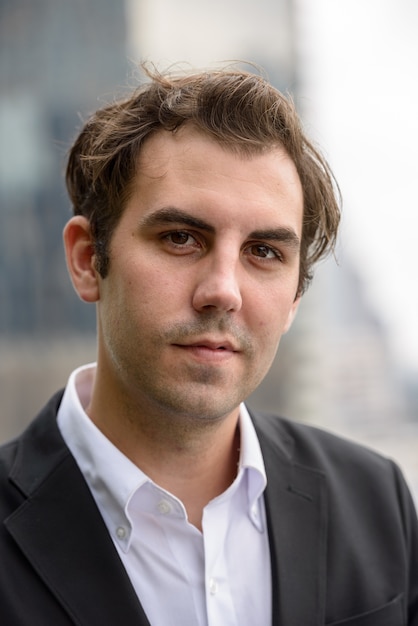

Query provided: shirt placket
[203,497,238,626]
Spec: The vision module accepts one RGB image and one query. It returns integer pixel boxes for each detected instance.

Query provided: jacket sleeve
[391,460,418,625]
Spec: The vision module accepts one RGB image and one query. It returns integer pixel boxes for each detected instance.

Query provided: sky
[126,0,418,375]
[297,0,418,374]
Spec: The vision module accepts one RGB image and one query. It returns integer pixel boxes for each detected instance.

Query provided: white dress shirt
[57,363,272,626]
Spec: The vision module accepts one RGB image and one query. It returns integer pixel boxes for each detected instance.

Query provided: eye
[161,230,201,253]
[247,243,281,261]
[167,231,194,246]
[162,231,198,246]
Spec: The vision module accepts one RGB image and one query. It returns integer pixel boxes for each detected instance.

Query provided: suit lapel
[252,412,328,626]
[5,395,150,626]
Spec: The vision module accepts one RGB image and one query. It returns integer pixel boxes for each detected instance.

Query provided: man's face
[96,127,303,423]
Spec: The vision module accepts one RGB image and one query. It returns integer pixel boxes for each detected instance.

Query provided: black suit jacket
[1,390,417,625]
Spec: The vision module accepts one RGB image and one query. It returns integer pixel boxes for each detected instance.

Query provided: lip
[174,338,240,352]
[172,338,240,362]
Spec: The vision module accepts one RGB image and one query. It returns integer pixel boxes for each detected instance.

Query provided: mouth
[172,338,240,362]
[174,339,239,352]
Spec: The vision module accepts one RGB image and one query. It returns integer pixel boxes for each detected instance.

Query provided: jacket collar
[251,410,328,626]
[5,392,150,625]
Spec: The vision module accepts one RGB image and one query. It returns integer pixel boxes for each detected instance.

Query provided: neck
[86,378,241,530]
[146,423,241,530]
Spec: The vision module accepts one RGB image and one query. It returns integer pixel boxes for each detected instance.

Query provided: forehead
[131,127,303,233]
[138,126,298,178]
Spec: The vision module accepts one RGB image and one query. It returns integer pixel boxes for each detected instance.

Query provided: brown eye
[169,232,191,245]
[250,244,276,259]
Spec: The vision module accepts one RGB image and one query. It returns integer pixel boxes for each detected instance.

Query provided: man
[0,66,417,625]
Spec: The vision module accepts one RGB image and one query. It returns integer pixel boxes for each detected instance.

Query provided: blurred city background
[0,0,417,502]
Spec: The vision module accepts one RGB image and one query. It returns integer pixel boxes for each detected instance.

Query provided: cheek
[249,295,296,349]
[126,263,191,316]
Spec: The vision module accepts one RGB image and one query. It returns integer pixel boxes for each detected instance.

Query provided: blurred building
[0,0,129,334]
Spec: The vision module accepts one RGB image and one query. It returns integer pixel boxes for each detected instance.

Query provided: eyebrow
[139,207,215,233]
[249,227,300,250]
[139,206,300,249]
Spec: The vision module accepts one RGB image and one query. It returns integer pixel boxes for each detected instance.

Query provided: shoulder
[251,409,388,466]
[252,411,418,561]
[0,390,66,498]
[250,410,413,506]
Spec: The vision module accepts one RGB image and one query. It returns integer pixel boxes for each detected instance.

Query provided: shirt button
[157,500,172,515]
[116,526,126,539]
[209,578,218,595]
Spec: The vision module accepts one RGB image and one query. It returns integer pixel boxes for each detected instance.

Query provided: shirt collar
[236,404,268,531]
[57,363,146,551]
[57,363,268,548]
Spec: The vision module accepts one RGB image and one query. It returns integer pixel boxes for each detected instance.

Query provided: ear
[283,296,301,334]
[63,216,100,303]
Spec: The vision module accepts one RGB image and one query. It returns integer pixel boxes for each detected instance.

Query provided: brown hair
[66,65,341,296]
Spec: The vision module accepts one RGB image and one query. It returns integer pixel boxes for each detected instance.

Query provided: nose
[192,254,243,313]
